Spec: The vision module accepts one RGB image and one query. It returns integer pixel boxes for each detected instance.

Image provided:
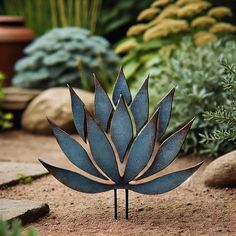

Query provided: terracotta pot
[0,16,35,86]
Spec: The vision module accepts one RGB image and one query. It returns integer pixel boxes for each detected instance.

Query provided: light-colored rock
[0,162,48,187]
[21,87,94,134]
[0,199,49,224]
[203,151,236,188]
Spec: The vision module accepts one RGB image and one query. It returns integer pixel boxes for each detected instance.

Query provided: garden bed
[0,130,235,235]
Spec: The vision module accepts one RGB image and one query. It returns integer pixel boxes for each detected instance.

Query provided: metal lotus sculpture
[39,69,203,219]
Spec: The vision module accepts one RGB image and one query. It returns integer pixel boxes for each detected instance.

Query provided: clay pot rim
[0,16,24,24]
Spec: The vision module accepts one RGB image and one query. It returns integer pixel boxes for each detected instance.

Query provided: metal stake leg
[125,189,129,220]
[114,189,117,220]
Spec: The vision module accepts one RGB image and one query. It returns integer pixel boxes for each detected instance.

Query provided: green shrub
[0,218,38,236]
[133,37,236,156]
[13,27,119,90]
[201,61,236,145]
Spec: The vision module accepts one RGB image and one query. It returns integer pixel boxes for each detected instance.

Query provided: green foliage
[0,73,13,130]
[129,37,236,156]
[201,61,236,144]
[116,0,236,55]
[0,112,13,130]
[0,218,38,236]
[117,0,236,157]
[0,0,152,40]
[0,0,102,35]
[17,173,33,184]
[98,0,152,37]
[13,28,119,90]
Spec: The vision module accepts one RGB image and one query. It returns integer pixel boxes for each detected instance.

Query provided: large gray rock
[0,162,48,187]
[21,87,94,134]
[0,199,49,224]
[203,151,236,188]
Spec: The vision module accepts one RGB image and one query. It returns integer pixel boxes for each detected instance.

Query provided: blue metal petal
[139,119,194,179]
[68,85,86,141]
[86,112,121,183]
[129,162,203,195]
[130,77,149,133]
[39,160,113,193]
[154,87,175,140]
[111,96,133,162]
[48,119,107,180]
[123,113,157,183]
[94,75,114,131]
[112,68,132,106]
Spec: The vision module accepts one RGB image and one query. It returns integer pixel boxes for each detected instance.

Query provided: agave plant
[39,69,203,219]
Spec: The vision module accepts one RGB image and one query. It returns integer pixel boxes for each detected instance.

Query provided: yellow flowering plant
[116,0,236,54]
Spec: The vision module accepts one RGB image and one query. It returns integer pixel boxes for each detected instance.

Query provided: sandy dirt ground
[0,130,235,236]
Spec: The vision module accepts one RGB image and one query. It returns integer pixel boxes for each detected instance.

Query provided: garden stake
[114,189,117,220]
[126,189,129,220]
[39,68,203,220]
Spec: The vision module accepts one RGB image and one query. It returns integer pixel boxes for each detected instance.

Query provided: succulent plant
[13,28,119,90]
[39,69,203,219]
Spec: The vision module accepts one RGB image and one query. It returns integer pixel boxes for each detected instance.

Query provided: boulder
[203,150,236,188]
[21,87,94,134]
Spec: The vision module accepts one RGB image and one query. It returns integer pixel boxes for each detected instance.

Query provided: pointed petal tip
[38,158,51,170]
[181,117,195,133]
[193,160,205,170]
[47,117,56,128]
[47,118,62,134]
[113,67,132,105]
[141,75,149,88]
[68,84,77,95]
[115,94,128,109]
[94,76,101,90]
[116,67,125,79]
[151,109,159,124]
[180,161,205,176]
[117,67,126,80]
[93,73,99,84]
[186,117,195,128]
[168,87,176,97]
[118,93,125,103]
[38,159,50,172]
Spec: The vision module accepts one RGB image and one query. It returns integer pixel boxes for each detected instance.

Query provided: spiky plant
[39,69,203,219]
